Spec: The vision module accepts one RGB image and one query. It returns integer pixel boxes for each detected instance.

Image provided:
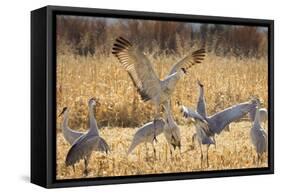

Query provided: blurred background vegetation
[56,16,268,130]
[57,16,268,58]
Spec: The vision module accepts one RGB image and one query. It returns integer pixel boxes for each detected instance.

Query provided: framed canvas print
[31,5,274,188]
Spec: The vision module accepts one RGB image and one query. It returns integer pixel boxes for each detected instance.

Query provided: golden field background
[56,51,268,179]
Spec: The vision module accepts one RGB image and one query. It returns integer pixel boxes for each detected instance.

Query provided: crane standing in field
[65,98,110,176]
[250,98,268,165]
[181,106,213,167]
[181,80,257,167]
[127,118,165,158]
[112,37,206,141]
[162,104,181,156]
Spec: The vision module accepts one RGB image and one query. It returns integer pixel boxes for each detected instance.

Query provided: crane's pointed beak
[59,107,67,117]
[197,79,204,87]
[92,97,101,107]
[181,68,187,74]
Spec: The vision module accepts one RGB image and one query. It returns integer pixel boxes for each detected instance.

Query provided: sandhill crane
[112,37,205,140]
[128,105,181,159]
[65,98,109,176]
[59,107,83,145]
[181,106,213,167]
[181,81,257,167]
[127,118,165,158]
[250,98,268,165]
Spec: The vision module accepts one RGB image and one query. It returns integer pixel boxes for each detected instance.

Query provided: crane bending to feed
[181,80,257,167]
[127,118,165,158]
[65,98,110,176]
[127,105,181,159]
[112,36,206,141]
[250,98,268,165]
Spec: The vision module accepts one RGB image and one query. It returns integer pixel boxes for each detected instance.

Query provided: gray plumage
[128,106,181,158]
[163,106,181,154]
[207,100,257,135]
[65,98,109,175]
[127,119,165,157]
[196,80,207,118]
[112,37,206,135]
[194,81,257,135]
[59,107,84,145]
[250,99,268,165]
[249,107,268,128]
[181,81,257,167]
[181,105,213,167]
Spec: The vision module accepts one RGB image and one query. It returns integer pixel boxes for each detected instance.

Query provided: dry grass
[56,122,268,179]
[56,51,268,179]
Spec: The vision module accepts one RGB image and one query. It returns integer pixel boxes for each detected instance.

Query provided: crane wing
[168,48,206,76]
[181,105,210,136]
[208,101,257,134]
[181,105,207,124]
[112,37,161,102]
[65,135,109,166]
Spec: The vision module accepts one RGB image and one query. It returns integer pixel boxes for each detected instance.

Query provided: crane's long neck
[253,103,261,129]
[199,87,204,101]
[89,104,99,136]
[62,111,69,132]
[197,86,207,117]
[165,108,175,127]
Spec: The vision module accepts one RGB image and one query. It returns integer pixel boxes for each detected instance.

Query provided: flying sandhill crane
[65,98,109,176]
[127,118,165,158]
[59,107,83,145]
[112,37,206,140]
[250,98,268,165]
[181,81,257,167]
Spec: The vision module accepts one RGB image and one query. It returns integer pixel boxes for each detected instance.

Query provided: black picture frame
[31,5,274,188]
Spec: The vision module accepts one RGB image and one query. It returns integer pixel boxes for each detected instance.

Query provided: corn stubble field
[56,50,268,179]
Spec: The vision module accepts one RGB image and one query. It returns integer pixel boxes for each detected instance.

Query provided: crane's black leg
[206,144,210,168]
[190,133,197,150]
[153,118,158,143]
[153,104,163,143]
[257,154,260,166]
[213,136,217,149]
[83,158,89,176]
[153,144,157,160]
[72,165,75,173]
[145,142,149,159]
[199,143,203,168]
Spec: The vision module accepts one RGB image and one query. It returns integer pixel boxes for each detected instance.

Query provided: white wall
[0,0,279,193]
